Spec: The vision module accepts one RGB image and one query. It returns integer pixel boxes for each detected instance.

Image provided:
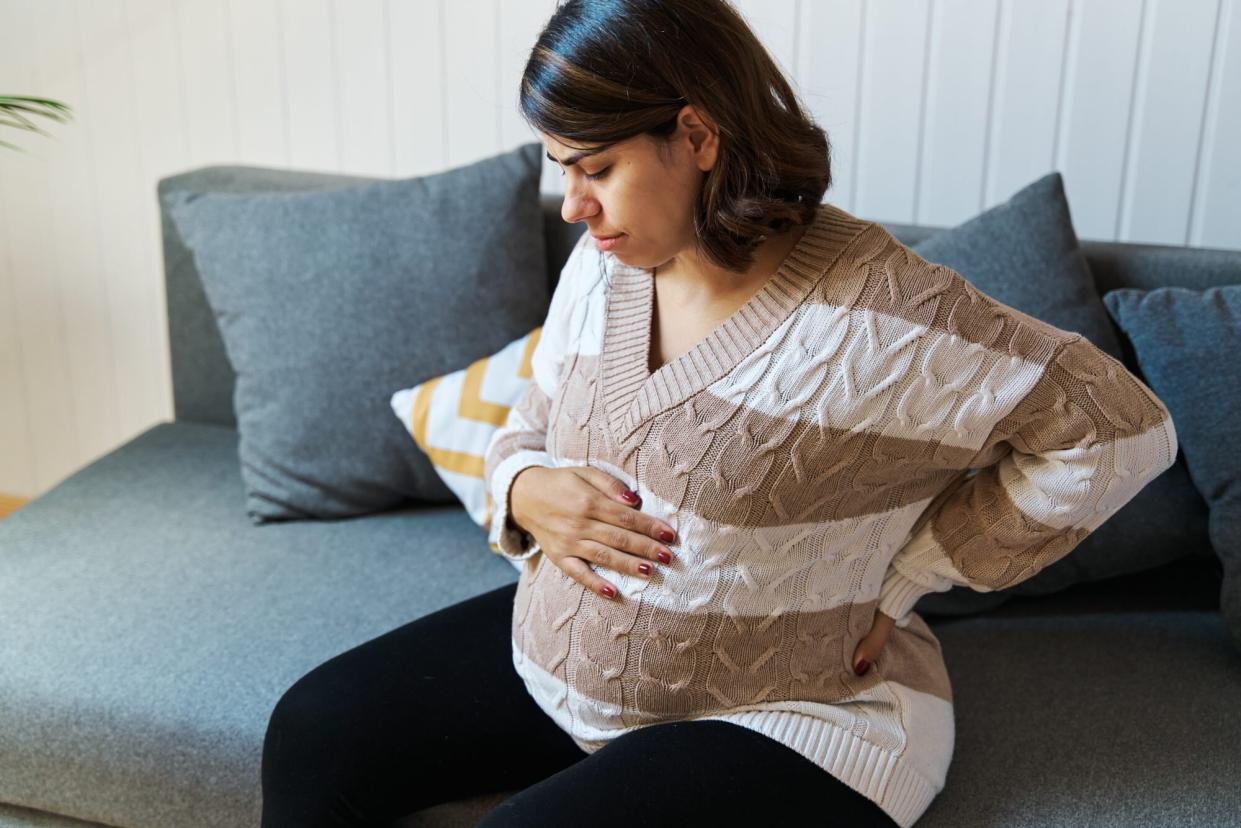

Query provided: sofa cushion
[1102,285,1241,653]
[164,142,549,525]
[0,421,522,828]
[908,172,1198,617]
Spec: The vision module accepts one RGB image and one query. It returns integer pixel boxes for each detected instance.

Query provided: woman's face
[539,104,719,272]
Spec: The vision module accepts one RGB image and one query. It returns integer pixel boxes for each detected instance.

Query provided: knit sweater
[482,202,1178,827]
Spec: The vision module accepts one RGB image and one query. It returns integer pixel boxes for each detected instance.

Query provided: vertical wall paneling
[985,0,1070,210]
[34,0,119,476]
[1055,0,1143,242]
[917,0,1000,226]
[127,0,192,433]
[332,0,395,177]
[0,2,41,495]
[77,0,162,447]
[1,0,1238,501]
[1190,0,1240,249]
[389,0,448,177]
[443,0,501,168]
[174,0,239,167]
[227,0,289,168]
[280,0,339,171]
[854,0,932,222]
[796,0,865,214]
[1119,0,1221,245]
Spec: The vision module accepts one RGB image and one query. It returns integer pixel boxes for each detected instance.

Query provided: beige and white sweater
[482,202,1178,827]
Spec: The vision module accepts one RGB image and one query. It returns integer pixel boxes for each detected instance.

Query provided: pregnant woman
[260,1,1177,826]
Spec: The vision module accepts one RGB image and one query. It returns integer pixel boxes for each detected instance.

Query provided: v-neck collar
[598,202,871,447]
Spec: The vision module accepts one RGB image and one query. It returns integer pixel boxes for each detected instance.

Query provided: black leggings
[260,581,899,827]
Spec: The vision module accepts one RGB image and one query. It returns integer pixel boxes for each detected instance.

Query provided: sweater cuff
[877,563,937,621]
[487,450,555,562]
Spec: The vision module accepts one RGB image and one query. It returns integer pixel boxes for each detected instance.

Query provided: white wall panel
[176,0,238,166]
[0,1,46,496]
[389,0,447,177]
[797,0,865,216]
[443,0,500,167]
[127,0,188,437]
[334,0,395,176]
[1057,0,1144,242]
[1191,0,1240,249]
[78,0,161,445]
[985,0,1071,211]
[1121,0,1221,245]
[853,0,932,222]
[0,0,1236,500]
[228,0,289,168]
[280,0,338,170]
[918,0,999,225]
[33,0,119,475]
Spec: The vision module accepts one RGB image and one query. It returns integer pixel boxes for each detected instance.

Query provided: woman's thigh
[261,580,588,828]
[477,719,899,828]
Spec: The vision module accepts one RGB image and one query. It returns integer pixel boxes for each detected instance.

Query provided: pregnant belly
[509,554,926,724]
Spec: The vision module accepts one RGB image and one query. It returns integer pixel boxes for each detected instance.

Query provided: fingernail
[659,528,676,543]
[601,585,617,598]
[854,659,870,676]
[638,562,652,577]
[621,490,639,504]
[657,549,672,565]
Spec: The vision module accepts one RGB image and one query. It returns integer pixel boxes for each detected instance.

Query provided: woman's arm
[877,333,1179,620]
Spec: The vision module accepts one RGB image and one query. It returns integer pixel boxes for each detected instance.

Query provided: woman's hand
[509,465,678,600]
[852,609,897,676]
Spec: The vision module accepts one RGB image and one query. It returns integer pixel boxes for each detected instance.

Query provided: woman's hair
[520,0,833,275]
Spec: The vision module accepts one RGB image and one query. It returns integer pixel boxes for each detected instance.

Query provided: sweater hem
[693,709,940,828]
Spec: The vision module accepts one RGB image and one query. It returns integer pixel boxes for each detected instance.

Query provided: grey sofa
[1,164,1238,828]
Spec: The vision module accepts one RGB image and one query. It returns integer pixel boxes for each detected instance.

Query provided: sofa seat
[1,422,1237,828]
[0,422,520,828]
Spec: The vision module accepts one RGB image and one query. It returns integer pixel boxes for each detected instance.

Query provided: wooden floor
[0,492,30,520]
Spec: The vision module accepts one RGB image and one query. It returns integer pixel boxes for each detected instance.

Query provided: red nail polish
[657,549,672,565]
[602,585,616,598]
[638,562,652,576]
[659,529,675,543]
[621,490,639,504]
[855,659,870,676]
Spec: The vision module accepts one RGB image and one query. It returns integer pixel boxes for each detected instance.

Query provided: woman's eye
[559,166,611,181]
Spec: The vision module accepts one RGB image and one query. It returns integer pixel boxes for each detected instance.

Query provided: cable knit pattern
[483,202,1178,827]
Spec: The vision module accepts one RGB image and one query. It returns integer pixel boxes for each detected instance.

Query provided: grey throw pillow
[1103,286,1238,651]
[166,142,550,524]
[907,172,1198,616]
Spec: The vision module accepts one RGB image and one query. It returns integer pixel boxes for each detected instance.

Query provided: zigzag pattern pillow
[389,326,542,572]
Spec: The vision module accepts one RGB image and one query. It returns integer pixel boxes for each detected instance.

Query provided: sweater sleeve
[876,333,1179,621]
[483,230,594,562]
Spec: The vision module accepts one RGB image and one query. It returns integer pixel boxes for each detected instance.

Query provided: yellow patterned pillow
[389,326,541,570]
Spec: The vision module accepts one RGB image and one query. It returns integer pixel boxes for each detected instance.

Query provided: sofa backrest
[157,164,1241,428]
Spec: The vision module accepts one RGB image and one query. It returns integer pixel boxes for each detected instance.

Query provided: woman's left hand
[852,610,897,676]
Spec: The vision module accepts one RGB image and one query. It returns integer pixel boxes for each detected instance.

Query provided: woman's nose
[562,200,598,226]
[560,182,598,224]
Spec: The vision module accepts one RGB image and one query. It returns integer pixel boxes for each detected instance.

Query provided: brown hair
[519,0,833,275]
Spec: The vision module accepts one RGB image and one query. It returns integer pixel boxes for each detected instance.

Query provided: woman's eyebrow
[545,145,610,167]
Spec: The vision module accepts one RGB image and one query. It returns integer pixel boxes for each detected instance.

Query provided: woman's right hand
[509,465,678,600]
